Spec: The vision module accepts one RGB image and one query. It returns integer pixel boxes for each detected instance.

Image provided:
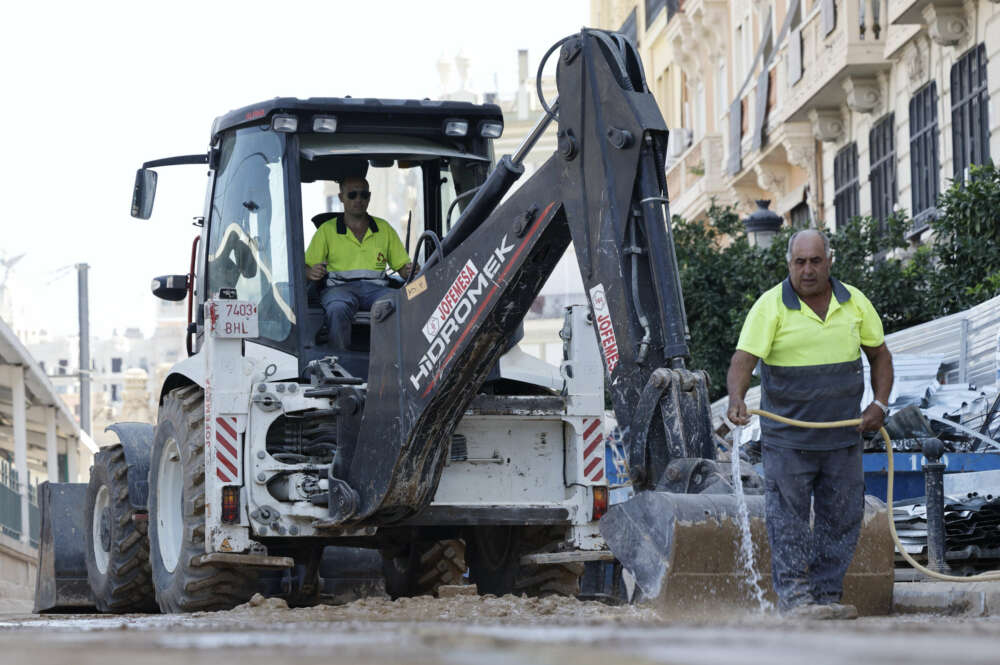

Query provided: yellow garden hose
[748,408,1000,582]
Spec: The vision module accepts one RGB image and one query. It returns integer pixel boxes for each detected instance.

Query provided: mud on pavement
[4,592,1000,665]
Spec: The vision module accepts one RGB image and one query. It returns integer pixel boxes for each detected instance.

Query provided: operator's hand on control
[858,402,886,432]
[727,397,751,426]
[307,262,327,281]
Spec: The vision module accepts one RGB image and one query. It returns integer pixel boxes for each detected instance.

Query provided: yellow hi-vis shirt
[736,278,885,367]
[304,214,409,274]
[737,277,885,450]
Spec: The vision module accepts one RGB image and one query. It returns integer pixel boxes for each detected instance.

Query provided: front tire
[148,385,257,612]
[84,445,157,613]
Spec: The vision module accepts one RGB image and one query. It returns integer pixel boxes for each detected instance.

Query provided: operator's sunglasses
[345,190,371,200]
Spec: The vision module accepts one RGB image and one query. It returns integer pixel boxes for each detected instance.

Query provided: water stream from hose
[730,425,773,612]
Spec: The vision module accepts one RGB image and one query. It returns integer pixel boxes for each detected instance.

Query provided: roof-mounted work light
[271,114,298,132]
[479,121,504,138]
[312,115,338,133]
[443,119,469,137]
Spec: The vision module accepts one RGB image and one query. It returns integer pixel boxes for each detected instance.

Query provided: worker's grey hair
[786,229,832,262]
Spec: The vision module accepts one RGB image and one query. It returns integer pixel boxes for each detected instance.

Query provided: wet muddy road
[3,594,999,665]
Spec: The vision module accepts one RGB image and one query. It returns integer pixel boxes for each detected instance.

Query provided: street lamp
[743,200,783,249]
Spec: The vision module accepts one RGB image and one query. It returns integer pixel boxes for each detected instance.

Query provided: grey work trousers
[319,280,391,350]
[762,443,865,610]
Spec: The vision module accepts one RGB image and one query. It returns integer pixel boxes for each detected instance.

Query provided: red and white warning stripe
[215,416,241,483]
[581,417,605,483]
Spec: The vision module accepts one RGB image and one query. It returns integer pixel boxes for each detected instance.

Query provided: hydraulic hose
[748,408,1000,582]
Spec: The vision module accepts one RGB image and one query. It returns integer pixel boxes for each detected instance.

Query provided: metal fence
[0,458,40,547]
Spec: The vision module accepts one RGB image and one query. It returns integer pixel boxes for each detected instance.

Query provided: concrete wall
[0,532,36,613]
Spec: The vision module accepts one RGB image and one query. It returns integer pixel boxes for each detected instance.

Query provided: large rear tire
[148,385,258,613]
[467,526,582,597]
[382,539,466,598]
[84,445,157,613]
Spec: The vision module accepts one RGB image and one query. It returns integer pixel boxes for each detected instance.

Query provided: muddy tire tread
[149,387,257,613]
[84,445,157,613]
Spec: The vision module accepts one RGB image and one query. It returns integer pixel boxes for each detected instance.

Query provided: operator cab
[296,127,493,376]
[136,97,502,380]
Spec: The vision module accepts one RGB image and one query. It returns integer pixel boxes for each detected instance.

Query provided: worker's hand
[858,402,886,432]
[727,397,751,426]
[307,263,327,281]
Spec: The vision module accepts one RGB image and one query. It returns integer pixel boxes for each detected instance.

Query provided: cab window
[206,126,295,346]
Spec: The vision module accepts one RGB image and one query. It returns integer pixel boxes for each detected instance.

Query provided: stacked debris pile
[893,493,1000,574]
[865,399,1000,454]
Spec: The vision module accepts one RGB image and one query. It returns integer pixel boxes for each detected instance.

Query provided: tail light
[592,485,609,521]
[221,486,240,524]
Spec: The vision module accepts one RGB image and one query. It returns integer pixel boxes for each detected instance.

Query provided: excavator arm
[324,29,716,526]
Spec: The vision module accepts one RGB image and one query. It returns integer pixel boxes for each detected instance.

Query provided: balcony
[889,0,969,48]
[779,0,894,125]
[889,0,963,26]
[666,133,730,220]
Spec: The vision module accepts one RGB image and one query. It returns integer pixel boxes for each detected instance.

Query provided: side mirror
[151,275,189,301]
[132,168,158,219]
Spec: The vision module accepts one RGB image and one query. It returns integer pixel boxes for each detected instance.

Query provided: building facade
[22,298,186,446]
[592,0,1000,238]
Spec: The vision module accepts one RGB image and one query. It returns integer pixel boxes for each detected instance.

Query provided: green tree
[926,162,1000,314]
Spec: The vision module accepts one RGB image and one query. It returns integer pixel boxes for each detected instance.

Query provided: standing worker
[726,229,893,619]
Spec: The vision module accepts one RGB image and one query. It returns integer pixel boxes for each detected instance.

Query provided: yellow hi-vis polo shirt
[736,277,885,450]
[305,214,409,276]
[737,278,884,367]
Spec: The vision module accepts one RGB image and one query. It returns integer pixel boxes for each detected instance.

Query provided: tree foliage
[672,162,1000,401]
[927,163,1000,315]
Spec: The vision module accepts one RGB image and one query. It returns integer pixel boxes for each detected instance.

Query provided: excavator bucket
[33,482,96,613]
[600,492,894,616]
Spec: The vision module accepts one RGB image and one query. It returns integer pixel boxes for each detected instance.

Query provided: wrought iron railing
[0,458,40,547]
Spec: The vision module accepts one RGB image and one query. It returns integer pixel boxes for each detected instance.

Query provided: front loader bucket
[33,482,96,613]
[599,492,893,616]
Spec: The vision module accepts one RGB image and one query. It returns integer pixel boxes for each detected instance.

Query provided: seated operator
[305,176,413,349]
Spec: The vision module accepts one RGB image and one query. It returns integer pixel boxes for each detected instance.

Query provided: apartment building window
[736,17,753,84]
[869,114,897,229]
[951,43,990,183]
[715,60,727,127]
[693,80,706,140]
[834,143,860,229]
[682,72,691,131]
[645,0,679,28]
[111,357,123,373]
[619,8,637,47]
[909,82,939,230]
[789,201,811,228]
